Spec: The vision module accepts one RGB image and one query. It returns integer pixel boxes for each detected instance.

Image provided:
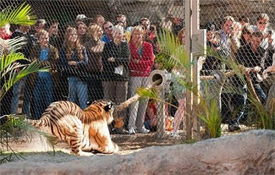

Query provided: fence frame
[184,0,207,140]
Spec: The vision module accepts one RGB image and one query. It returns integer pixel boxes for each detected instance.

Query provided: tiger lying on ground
[28,100,119,156]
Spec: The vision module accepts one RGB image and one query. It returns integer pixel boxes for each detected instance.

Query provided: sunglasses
[104,25,113,30]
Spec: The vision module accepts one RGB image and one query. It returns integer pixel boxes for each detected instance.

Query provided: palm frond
[15,61,48,81]
[0,52,28,72]
[136,88,158,99]
[0,3,36,27]
[157,29,189,68]
[0,61,48,100]
[206,47,246,84]
[0,115,57,153]
[8,37,27,52]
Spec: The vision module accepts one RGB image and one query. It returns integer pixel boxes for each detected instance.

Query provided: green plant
[137,29,223,139]
[158,30,223,138]
[0,3,53,162]
[0,2,36,27]
[198,98,222,138]
[0,115,56,162]
[0,3,45,101]
[0,52,47,99]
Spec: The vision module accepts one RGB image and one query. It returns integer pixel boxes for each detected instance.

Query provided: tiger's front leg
[88,121,119,154]
[67,120,93,156]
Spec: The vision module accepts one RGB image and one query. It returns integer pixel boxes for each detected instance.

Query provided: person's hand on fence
[107,57,115,62]
[90,41,105,53]
[132,58,140,64]
[263,65,275,79]
[253,66,262,73]
[68,61,77,66]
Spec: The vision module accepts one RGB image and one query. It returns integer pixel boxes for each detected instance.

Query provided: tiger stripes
[28,100,118,156]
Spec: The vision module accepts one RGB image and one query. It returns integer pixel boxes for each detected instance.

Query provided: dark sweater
[85,39,104,74]
[58,47,89,79]
[235,43,267,84]
[102,41,130,81]
[10,30,36,63]
[236,43,267,68]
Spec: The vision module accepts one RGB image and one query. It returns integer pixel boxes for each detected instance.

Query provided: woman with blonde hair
[85,24,105,101]
[59,26,89,109]
[127,25,155,134]
[30,30,59,119]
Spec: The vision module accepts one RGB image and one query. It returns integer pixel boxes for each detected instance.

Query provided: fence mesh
[0,0,274,139]
[200,0,275,132]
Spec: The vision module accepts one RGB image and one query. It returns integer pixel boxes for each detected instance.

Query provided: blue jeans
[254,83,267,103]
[68,77,88,109]
[10,77,31,116]
[32,76,54,119]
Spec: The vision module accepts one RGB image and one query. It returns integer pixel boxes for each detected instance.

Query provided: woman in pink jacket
[128,26,155,134]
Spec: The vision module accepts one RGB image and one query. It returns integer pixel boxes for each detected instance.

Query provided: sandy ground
[0,124,254,157]
[0,131,183,156]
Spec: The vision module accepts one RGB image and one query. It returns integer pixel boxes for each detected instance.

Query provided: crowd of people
[202,13,275,131]
[1,11,274,135]
[0,13,186,136]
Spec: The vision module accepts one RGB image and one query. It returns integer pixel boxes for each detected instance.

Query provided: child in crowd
[144,99,174,132]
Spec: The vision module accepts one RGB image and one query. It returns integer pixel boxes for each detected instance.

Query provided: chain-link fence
[0,0,274,139]
[0,0,185,138]
[199,0,275,132]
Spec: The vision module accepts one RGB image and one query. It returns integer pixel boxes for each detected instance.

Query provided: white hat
[76,14,87,21]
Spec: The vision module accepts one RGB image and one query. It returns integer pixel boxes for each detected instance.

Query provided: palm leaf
[136,88,158,99]
[0,115,57,153]
[0,3,36,27]
[0,52,28,72]
[206,47,246,84]
[157,29,189,68]
[0,61,48,100]
[8,37,27,52]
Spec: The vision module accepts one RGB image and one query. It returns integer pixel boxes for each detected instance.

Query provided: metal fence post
[156,88,165,138]
[184,0,193,140]
[191,0,207,140]
[185,0,206,140]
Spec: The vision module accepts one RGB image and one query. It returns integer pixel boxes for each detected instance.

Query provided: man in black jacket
[226,31,268,131]
[10,25,36,116]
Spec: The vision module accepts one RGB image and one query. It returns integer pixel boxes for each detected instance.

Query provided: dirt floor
[112,132,185,155]
[0,124,254,157]
[0,131,184,156]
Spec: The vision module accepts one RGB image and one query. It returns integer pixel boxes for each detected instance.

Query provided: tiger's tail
[25,117,49,128]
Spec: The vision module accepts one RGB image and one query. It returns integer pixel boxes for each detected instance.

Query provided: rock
[0,130,274,175]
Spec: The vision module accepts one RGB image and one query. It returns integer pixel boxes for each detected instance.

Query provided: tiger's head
[84,100,114,124]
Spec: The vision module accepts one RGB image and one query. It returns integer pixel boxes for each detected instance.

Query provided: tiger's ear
[104,101,114,112]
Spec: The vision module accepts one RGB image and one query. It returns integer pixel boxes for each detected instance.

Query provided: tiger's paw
[77,151,94,156]
[113,143,119,153]
[101,144,119,154]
